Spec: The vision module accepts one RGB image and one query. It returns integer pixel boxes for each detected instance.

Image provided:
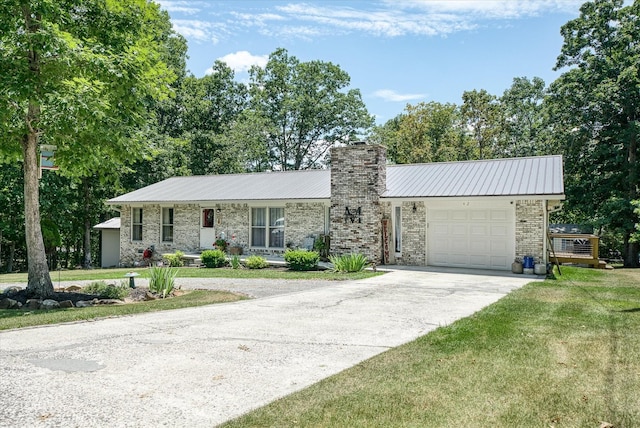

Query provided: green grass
[222,266,640,428]
[0,267,381,283]
[0,290,246,331]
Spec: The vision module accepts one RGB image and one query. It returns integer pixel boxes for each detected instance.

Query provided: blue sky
[156,0,585,124]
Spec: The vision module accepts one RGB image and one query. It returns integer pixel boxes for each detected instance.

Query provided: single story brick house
[107,144,565,270]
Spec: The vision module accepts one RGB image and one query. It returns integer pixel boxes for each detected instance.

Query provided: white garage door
[428,205,514,270]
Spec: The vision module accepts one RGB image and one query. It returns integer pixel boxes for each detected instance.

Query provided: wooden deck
[548,233,605,269]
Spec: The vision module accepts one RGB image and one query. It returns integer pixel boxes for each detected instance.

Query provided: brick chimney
[329,143,386,263]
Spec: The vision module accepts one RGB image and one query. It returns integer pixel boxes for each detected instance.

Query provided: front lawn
[0,266,381,283]
[222,267,640,427]
[0,290,246,331]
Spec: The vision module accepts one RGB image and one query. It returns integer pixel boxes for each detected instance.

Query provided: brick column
[330,144,386,263]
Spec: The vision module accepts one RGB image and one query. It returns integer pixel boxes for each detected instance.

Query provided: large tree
[182,61,248,175]
[460,89,502,159]
[371,102,473,164]
[248,48,374,170]
[0,0,175,297]
[548,0,639,267]
[499,77,548,158]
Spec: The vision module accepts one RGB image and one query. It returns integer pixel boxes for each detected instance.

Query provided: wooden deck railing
[548,233,603,268]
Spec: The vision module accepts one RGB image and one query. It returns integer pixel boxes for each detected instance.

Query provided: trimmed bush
[83,281,129,300]
[330,253,369,273]
[245,255,269,269]
[284,249,319,271]
[201,249,227,268]
[164,250,184,267]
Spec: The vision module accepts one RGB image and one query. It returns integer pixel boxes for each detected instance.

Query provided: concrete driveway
[0,268,538,427]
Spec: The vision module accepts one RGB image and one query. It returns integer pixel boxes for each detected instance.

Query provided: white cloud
[156,1,202,15]
[171,19,227,44]
[206,51,269,74]
[373,89,426,102]
[163,1,584,44]
[384,0,584,19]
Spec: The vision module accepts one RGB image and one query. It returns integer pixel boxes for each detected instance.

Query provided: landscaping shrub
[284,249,319,271]
[330,253,369,272]
[83,281,129,300]
[148,266,177,298]
[201,249,227,268]
[164,250,184,267]
[245,255,269,269]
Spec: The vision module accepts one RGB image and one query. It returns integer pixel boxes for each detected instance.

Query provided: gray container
[534,263,546,275]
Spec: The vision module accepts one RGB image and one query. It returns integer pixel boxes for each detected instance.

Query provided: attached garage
[427,202,514,270]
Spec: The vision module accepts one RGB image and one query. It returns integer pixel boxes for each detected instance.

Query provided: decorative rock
[93,299,123,305]
[65,285,82,292]
[2,286,21,296]
[59,300,74,308]
[75,300,92,308]
[26,299,41,310]
[0,298,18,309]
[40,299,61,310]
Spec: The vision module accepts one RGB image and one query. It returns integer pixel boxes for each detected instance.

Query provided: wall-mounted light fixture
[216,208,221,214]
[412,203,417,213]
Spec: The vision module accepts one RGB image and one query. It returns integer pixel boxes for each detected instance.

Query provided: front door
[200,208,216,249]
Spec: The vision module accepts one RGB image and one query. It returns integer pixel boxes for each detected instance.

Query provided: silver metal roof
[384,155,564,198]
[93,217,121,229]
[108,169,331,203]
[108,155,564,204]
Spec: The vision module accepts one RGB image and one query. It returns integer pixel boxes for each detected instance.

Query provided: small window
[394,206,402,253]
[162,208,174,242]
[269,207,284,248]
[132,208,143,241]
[251,207,284,248]
[202,209,214,228]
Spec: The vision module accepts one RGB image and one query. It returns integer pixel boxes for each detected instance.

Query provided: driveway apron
[0,269,536,427]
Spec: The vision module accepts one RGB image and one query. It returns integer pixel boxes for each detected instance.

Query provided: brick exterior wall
[515,199,545,263]
[397,201,426,266]
[330,144,386,263]
[118,202,326,266]
[285,202,327,248]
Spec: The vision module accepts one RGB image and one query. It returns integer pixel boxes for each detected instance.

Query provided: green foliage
[284,249,320,271]
[148,266,177,298]
[329,253,369,273]
[82,281,129,300]
[164,251,184,267]
[201,249,227,268]
[248,48,374,170]
[245,255,269,269]
[215,238,228,251]
[229,255,242,270]
[547,0,640,266]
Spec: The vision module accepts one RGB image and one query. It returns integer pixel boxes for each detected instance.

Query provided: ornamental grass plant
[329,253,369,272]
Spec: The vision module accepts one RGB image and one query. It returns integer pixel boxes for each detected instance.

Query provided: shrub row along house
[106,143,565,270]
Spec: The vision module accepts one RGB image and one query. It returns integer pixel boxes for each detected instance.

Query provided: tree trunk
[624,122,639,267]
[82,178,92,269]
[23,103,54,298]
[7,241,15,273]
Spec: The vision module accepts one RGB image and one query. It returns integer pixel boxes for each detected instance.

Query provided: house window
[394,206,402,253]
[202,209,214,228]
[251,207,285,248]
[132,208,143,241]
[162,207,174,242]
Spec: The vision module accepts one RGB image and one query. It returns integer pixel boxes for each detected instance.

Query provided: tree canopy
[0,0,177,296]
[547,0,639,266]
[247,48,374,170]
